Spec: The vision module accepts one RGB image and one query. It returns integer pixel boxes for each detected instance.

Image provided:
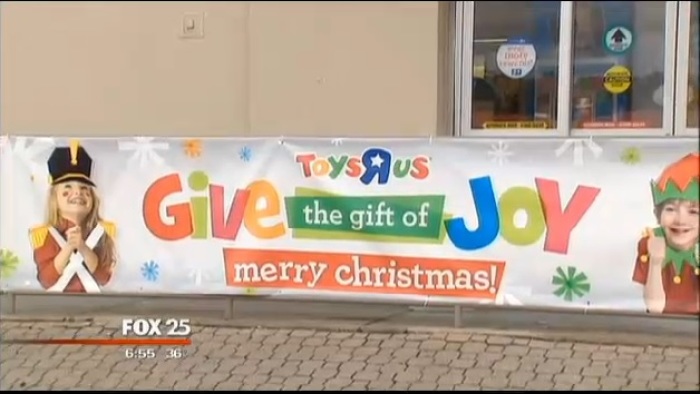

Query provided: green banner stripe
[291,214,452,244]
[285,188,446,240]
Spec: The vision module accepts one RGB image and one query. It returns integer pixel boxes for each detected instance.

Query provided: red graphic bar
[4,337,192,346]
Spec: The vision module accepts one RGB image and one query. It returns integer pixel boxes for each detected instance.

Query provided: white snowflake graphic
[0,135,10,154]
[487,140,514,166]
[479,286,532,306]
[331,138,344,146]
[11,137,55,184]
[187,268,210,286]
[555,137,603,166]
[118,137,170,169]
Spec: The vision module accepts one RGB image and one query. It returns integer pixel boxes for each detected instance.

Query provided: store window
[571,1,667,129]
[471,1,561,129]
[687,1,699,129]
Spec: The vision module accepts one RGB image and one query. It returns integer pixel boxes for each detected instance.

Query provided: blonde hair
[47,184,117,268]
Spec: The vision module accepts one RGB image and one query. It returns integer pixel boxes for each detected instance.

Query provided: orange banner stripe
[5,338,192,346]
[223,248,506,299]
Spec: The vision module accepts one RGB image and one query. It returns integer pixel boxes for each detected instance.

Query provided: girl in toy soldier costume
[29,141,117,293]
[633,153,699,315]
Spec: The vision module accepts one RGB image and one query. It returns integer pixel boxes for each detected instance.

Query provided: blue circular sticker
[604,26,633,54]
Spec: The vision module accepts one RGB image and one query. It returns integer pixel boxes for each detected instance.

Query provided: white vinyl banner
[0,136,698,316]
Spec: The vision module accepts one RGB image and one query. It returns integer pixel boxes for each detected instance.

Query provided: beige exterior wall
[1,1,442,137]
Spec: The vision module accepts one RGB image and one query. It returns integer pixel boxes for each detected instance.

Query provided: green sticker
[552,266,591,302]
[620,147,641,165]
[0,249,20,278]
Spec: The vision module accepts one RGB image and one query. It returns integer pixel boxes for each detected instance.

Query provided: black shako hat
[47,141,96,187]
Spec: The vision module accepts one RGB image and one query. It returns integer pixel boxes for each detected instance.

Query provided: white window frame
[674,0,699,137]
[454,1,574,137]
[454,1,683,138]
[573,1,678,137]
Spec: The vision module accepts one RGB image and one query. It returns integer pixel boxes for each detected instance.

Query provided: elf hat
[651,153,699,205]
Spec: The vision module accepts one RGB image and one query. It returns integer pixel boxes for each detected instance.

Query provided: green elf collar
[652,227,700,283]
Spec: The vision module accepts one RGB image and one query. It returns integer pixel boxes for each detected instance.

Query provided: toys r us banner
[0,136,698,316]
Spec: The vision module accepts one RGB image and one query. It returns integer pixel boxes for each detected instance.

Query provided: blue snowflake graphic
[239,146,252,162]
[141,260,159,282]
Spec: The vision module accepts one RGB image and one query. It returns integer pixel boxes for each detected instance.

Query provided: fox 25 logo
[121,318,191,337]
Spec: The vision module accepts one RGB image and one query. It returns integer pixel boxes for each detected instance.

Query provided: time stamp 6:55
[125,347,187,359]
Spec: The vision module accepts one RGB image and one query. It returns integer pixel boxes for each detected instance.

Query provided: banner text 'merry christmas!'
[222,248,505,299]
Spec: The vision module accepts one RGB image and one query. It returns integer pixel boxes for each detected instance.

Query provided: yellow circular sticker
[603,66,632,94]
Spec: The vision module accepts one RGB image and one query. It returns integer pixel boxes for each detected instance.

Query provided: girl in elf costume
[633,153,699,315]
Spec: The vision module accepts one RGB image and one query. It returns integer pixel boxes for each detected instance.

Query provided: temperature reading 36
[121,318,191,337]
[166,348,187,359]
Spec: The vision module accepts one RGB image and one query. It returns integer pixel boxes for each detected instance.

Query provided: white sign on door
[496,39,537,79]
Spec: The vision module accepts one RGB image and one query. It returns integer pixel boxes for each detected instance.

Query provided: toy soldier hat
[47,141,95,187]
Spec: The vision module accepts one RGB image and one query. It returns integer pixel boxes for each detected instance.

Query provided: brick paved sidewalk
[1,320,698,390]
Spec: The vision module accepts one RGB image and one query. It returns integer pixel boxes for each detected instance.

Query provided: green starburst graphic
[552,266,591,302]
[620,147,642,165]
[0,249,20,278]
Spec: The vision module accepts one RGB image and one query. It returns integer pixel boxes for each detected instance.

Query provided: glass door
[454,1,695,138]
